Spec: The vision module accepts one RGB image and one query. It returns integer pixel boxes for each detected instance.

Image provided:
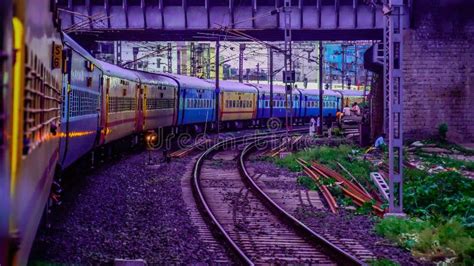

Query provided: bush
[376,218,474,264]
[438,123,448,141]
[403,169,474,224]
[297,176,318,190]
[368,258,400,266]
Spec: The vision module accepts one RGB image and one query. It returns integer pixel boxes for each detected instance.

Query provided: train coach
[214,80,257,129]
[1,0,63,264]
[60,34,101,169]
[300,89,341,120]
[164,74,216,129]
[133,71,178,132]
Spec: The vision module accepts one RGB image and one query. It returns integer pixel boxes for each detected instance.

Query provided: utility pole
[283,0,294,136]
[329,63,333,90]
[116,41,122,65]
[354,44,358,89]
[190,42,196,77]
[132,46,139,70]
[215,40,220,137]
[206,44,211,78]
[318,41,323,135]
[239,43,246,83]
[167,42,172,73]
[269,47,274,117]
[177,43,181,74]
[341,44,346,90]
[256,63,260,84]
[384,0,405,216]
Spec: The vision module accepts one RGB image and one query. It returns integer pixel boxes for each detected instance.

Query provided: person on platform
[375,133,386,150]
[336,109,343,129]
[351,102,361,116]
[309,117,316,137]
[343,104,351,116]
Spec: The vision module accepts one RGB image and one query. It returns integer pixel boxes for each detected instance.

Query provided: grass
[368,258,400,266]
[276,145,375,186]
[276,145,379,208]
[274,144,474,264]
[416,152,474,171]
[376,218,474,264]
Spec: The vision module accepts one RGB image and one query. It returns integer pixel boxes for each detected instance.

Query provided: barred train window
[108,97,136,113]
[146,98,175,110]
[23,48,61,154]
[69,90,99,117]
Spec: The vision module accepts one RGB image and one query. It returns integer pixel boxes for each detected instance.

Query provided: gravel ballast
[30,150,214,264]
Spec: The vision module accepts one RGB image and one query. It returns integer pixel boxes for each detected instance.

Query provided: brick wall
[403,0,474,142]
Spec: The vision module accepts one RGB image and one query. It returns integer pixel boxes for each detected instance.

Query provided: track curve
[192,132,366,265]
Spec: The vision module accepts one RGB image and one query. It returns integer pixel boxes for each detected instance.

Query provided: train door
[135,83,144,132]
[99,76,110,144]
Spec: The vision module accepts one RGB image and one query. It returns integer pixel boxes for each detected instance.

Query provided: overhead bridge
[57,0,392,41]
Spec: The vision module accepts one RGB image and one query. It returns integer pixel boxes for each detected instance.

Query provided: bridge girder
[58,0,386,41]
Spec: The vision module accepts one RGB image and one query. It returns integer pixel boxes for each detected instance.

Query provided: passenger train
[0,1,366,263]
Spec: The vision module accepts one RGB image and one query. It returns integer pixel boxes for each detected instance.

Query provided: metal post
[318,41,323,135]
[117,41,122,65]
[283,0,293,135]
[132,46,139,70]
[385,0,405,216]
[190,42,196,77]
[177,43,181,74]
[329,64,333,90]
[256,63,260,84]
[167,42,172,73]
[206,44,211,78]
[269,47,274,118]
[215,39,220,136]
[341,44,345,90]
[239,43,245,83]
[354,44,358,89]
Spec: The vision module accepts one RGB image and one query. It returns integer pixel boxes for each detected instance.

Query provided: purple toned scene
[1,0,474,265]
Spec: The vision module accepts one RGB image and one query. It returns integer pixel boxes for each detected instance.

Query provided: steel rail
[239,139,367,266]
[191,129,305,265]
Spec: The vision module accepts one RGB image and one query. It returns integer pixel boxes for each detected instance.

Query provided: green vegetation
[274,144,474,264]
[276,145,374,182]
[297,176,318,190]
[404,169,474,223]
[376,218,474,264]
[416,153,474,171]
[368,258,400,266]
[438,123,449,142]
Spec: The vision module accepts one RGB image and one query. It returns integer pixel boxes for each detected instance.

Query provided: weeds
[376,218,474,264]
[275,144,474,264]
[415,153,474,171]
[368,258,400,266]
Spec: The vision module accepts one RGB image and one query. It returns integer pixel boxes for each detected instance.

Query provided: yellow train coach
[215,80,258,123]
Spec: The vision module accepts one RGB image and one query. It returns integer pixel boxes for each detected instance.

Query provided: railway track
[191,131,365,265]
